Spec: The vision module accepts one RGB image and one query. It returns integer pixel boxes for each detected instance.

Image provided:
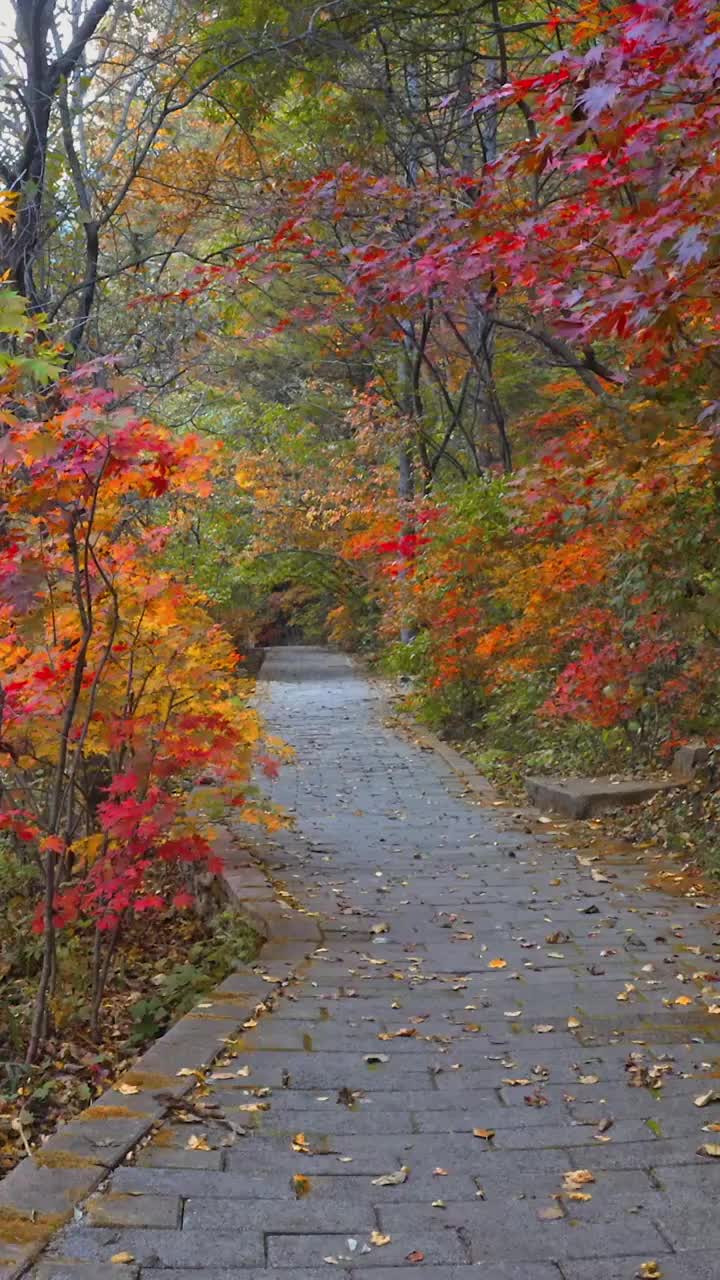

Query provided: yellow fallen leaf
[567,1017,581,1029]
[489,959,507,970]
[567,1191,592,1201]
[578,1075,599,1085]
[237,1102,271,1113]
[371,1231,391,1246]
[237,1065,251,1077]
[293,1174,312,1198]
[473,1128,495,1140]
[111,1253,136,1264]
[562,1169,595,1190]
[292,1132,312,1153]
[636,1263,663,1279]
[698,1143,720,1157]
[186,1135,211,1151]
[116,1083,140,1095]
[675,996,694,1007]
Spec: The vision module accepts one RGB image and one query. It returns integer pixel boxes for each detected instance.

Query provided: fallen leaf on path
[538,1204,564,1220]
[433,1167,448,1176]
[698,1143,720,1157]
[292,1132,312,1153]
[364,1054,389,1064]
[473,1128,495,1141]
[567,1017,581,1029]
[186,1135,211,1151]
[111,1254,135,1265]
[372,1166,409,1186]
[562,1169,595,1191]
[406,1252,425,1263]
[117,1083,140,1095]
[636,1264,663,1279]
[578,1075,599,1085]
[371,1231,391,1246]
[694,1090,720,1108]
[378,1028,416,1040]
[293,1174,312,1198]
[533,1024,555,1034]
[489,959,507,969]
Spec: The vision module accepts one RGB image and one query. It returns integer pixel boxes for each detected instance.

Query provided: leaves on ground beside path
[637,1265,663,1280]
[293,1174,312,1198]
[698,1143,720,1157]
[473,1127,495,1141]
[0,902,257,1181]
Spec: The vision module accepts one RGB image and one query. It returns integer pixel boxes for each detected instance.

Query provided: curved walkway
[36,647,720,1279]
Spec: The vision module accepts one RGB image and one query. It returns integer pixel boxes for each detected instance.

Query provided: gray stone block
[37,1116,151,1167]
[561,1257,719,1280]
[84,1192,181,1228]
[672,741,709,779]
[266,1228,468,1268]
[135,1146,224,1171]
[525,775,680,818]
[32,1266,140,1280]
[356,1269,562,1280]
[0,1160,103,1216]
[43,1227,264,1269]
[113,1168,296,1199]
[184,1198,374,1232]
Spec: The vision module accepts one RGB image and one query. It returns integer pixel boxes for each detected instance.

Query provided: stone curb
[1,824,323,1280]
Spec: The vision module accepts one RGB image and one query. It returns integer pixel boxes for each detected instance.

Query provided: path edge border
[1,825,322,1280]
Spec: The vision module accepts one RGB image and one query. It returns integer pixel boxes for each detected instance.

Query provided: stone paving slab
[29,647,719,1277]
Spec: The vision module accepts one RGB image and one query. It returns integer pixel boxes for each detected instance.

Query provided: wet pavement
[35,646,720,1279]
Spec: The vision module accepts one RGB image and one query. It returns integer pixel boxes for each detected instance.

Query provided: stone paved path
[36,647,720,1279]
